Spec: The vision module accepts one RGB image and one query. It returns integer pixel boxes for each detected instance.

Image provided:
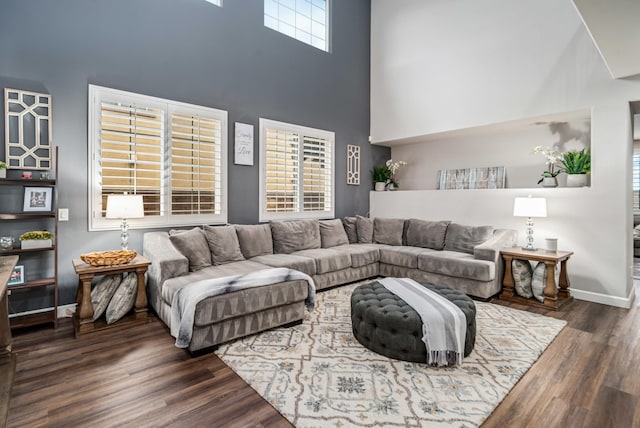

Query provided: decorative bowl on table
[80,250,137,266]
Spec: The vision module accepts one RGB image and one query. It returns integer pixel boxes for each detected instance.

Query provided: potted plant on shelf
[0,161,7,179]
[20,230,54,249]
[385,159,408,190]
[372,165,392,191]
[560,149,590,187]
[532,146,562,187]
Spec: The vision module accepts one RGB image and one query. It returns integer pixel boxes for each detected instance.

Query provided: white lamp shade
[513,196,547,218]
[106,194,145,219]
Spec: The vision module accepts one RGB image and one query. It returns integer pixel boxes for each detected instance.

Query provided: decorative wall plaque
[347,144,360,185]
[4,88,52,170]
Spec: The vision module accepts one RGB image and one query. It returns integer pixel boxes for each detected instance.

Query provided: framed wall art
[8,265,25,286]
[23,187,53,212]
[346,144,360,185]
[4,88,53,170]
[438,166,506,190]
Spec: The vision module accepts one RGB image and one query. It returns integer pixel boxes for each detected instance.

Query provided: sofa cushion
[235,224,273,258]
[356,215,374,244]
[250,254,317,276]
[342,217,358,244]
[444,223,494,255]
[405,219,450,250]
[379,246,435,269]
[418,251,495,282]
[203,225,245,265]
[161,260,272,304]
[270,219,321,254]
[169,227,212,271]
[319,219,349,248]
[331,244,380,268]
[373,217,405,246]
[292,248,351,274]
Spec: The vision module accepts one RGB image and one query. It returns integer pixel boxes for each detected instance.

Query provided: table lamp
[106,194,144,250]
[513,196,547,251]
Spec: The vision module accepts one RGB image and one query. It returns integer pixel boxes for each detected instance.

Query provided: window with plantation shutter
[259,118,334,221]
[634,152,640,212]
[89,85,227,231]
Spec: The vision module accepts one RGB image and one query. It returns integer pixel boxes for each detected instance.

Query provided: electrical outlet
[58,208,69,221]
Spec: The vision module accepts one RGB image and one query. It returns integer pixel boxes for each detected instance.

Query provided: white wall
[370,0,640,307]
[392,117,590,190]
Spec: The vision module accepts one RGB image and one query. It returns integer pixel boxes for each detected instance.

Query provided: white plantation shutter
[260,119,334,221]
[99,101,164,217]
[89,85,227,230]
[634,153,640,212]
[170,111,222,216]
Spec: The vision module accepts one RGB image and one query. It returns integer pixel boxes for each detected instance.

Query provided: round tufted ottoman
[351,281,476,363]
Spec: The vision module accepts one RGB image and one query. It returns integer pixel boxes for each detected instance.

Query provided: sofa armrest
[143,231,189,293]
[473,229,518,263]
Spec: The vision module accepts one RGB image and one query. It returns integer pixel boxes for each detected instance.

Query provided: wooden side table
[500,247,574,310]
[72,255,151,337]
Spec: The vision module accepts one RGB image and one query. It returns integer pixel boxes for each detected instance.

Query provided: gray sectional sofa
[143,217,516,352]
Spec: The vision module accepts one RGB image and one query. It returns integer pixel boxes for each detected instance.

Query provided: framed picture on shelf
[8,265,24,286]
[23,187,53,212]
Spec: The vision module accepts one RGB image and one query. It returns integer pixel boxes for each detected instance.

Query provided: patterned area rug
[216,282,566,427]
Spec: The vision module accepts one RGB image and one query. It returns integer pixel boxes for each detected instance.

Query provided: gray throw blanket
[171,268,316,348]
[378,277,466,366]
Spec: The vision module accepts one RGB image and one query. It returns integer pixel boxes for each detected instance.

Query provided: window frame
[264,0,331,52]
[88,84,228,231]
[259,118,335,222]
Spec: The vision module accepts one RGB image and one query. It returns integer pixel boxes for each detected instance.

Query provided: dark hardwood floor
[6,281,640,427]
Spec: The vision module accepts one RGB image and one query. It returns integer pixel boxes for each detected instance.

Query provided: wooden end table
[500,247,574,310]
[72,255,151,337]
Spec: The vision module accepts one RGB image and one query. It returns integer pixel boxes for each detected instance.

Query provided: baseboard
[571,287,635,309]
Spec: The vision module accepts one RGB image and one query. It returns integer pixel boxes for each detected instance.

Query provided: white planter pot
[566,174,587,187]
[374,182,386,191]
[0,169,6,179]
[541,176,558,188]
[21,239,52,249]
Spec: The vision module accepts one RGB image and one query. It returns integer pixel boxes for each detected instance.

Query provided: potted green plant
[0,161,7,179]
[560,149,590,187]
[20,230,54,249]
[372,165,392,191]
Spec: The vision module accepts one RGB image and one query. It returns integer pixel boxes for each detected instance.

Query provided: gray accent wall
[0,0,389,308]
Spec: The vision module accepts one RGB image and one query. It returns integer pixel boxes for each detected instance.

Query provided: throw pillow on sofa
[105,272,138,325]
[405,219,450,250]
[203,225,245,265]
[373,217,405,246]
[91,274,122,321]
[235,224,273,258]
[320,219,349,248]
[270,219,321,254]
[531,261,560,303]
[342,217,358,244]
[356,215,374,244]
[512,259,533,299]
[169,227,212,271]
[444,223,494,254]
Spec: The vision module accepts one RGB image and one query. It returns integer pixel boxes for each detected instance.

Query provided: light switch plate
[58,208,69,221]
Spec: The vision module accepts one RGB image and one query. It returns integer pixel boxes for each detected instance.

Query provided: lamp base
[521,246,538,251]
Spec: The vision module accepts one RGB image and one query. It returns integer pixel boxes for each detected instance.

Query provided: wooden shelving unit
[0,147,59,329]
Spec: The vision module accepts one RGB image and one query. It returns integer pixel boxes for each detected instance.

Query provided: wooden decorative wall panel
[347,144,360,185]
[4,88,52,170]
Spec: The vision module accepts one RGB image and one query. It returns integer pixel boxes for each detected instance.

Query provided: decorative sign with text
[234,122,254,166]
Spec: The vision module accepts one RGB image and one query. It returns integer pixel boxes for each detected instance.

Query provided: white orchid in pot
[385,159,408,190]
[532,146,562,187]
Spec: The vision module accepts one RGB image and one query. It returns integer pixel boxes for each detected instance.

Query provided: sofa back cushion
[320,219,349,248]
[405,219,451,250]
[373,217,405,246]
[203,225,245,265]
[444,223,494,254]
[169,227,212,271]
[234,224,273,258]
[270,219,321,254]
[356,215,374,244]
[342,216,358,244]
